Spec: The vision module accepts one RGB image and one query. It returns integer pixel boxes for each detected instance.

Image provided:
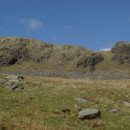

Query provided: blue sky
[0,0,130,51]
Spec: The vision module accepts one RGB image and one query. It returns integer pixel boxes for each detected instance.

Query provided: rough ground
[0,74,130,130]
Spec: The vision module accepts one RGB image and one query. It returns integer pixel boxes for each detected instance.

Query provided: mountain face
[0,37,130,80]
[111,41,130,64]
[0,37,103,69]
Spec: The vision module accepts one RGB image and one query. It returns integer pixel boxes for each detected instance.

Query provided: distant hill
[0,37,130,80]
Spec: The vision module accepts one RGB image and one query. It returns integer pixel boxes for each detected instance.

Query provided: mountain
[0,37,130,80]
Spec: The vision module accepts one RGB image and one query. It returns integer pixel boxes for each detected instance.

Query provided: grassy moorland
[0,75,130,130]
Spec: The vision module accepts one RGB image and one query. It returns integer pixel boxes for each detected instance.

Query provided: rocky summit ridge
[0,37,130,80]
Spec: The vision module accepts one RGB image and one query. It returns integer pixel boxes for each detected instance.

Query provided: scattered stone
[109,108,119,113]
[124,101,130,107]
[78,109,100,120]
[75,98,87,103]
[5,75,24,80]
[61,109,71,113]
[0,78,6,84]
[74,104,81,109]
[4,80,24,90]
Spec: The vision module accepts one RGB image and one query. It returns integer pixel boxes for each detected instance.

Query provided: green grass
[0,75,130,130]
[96,51,130,75]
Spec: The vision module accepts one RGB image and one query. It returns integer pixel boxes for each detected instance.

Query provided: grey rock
[78,109,100,120]
[74,104,81,109]
[75,98,87,103]
[109,108,119,113]
[124,101,130,107]
[75,53,104,71]
[5,75,24,80]
[4,80,24,90]
[0,78,6,84]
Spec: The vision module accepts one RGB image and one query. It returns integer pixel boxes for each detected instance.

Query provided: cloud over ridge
[100,48,111,51]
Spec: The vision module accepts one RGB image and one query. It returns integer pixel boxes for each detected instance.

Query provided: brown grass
[0,75,130,130]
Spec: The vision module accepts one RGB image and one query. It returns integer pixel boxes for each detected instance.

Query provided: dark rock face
[76,53,104,71]
[111,42,130,64]
[0,37,54,66]
[0,44,30,66]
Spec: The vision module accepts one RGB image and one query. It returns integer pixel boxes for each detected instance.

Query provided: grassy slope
[0,37,130,76]
[96,51,130,75]
[0,37,92,73]
[0,75,130,130]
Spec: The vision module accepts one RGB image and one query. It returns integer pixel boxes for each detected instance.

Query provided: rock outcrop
[78,109,101,120]
[4,80,24,90]
[75,53,104,71]
[111,41,130,64]
[0,37,130,80]
[0,37,103,70]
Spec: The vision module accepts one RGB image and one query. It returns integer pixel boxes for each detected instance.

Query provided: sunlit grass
[0,75,130,129]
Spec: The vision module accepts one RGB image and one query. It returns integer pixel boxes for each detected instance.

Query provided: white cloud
[29,19,42,29]
[20,18,43,29]
[100,48,111,51]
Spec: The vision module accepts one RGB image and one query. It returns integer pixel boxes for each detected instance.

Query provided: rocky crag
[0,37,130,80]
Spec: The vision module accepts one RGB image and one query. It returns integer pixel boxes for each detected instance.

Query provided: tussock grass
[0,76,130,129]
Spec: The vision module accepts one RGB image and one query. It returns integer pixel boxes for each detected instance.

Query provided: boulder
[4,80,24,90]
[75,98,87,103]
[0,78,6,84]
[5,75,24,80]
[78,109,100,120]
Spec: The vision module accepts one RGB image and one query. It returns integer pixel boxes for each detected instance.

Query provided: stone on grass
[0,78,6,84]
[109,108,119,113]
[4,80,24,90]
[74,104,81,109]
[75,98,87,103]
[78,109,100,120]
[5,75,24,80]
[124,101,130,107]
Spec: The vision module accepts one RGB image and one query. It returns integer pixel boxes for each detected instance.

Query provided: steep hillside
[0,37,130,79]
